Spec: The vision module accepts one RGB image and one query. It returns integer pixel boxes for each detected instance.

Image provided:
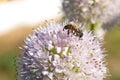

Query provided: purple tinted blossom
[62,0,103,23]
[17,22,108,80]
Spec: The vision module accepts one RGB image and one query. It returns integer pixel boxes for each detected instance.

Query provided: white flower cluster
[17,22,108,80]
[62,0,103,24]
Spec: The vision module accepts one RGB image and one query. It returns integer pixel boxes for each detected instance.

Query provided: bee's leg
[79,32,83,38]
[76,33,78,36]
[75,30,78,36]
[63,28,65,31]
[67,30,70,35]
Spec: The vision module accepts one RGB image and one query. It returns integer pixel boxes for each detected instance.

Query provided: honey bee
[63,22,83,38]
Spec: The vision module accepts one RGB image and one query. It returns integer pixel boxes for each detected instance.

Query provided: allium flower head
[17,21,108,80]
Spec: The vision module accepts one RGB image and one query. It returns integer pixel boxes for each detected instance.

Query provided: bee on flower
[17,21,108,80]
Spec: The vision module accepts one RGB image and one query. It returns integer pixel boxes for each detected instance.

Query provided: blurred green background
[0,25,120,80]
[0,27,32,80]
[104,26,120,80]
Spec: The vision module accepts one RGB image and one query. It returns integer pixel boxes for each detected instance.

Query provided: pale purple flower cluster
[62,0,103,24]
[17,22,108,80]
[101,0,120,29]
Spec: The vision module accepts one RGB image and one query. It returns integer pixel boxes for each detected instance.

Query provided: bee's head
[64,25,69,29]
[64,24,72,29]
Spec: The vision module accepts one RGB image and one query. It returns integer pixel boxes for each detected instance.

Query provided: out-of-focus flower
[101,0,120,30]
[62,0,103,24]
[17,21,108,80]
